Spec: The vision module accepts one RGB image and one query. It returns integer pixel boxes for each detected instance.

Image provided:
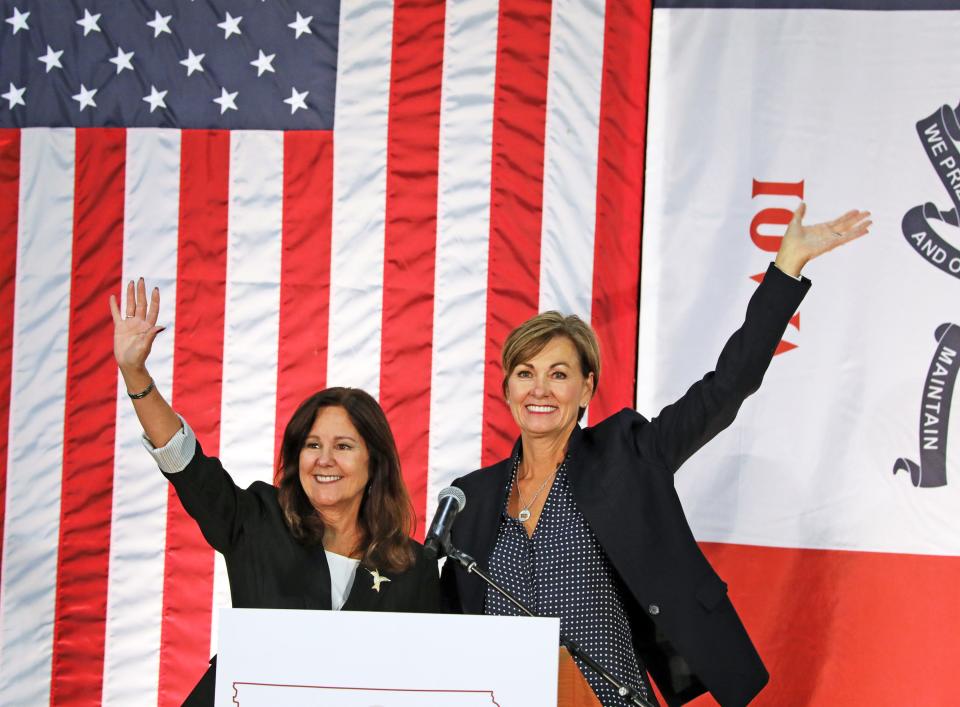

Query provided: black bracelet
[127,379,155,400]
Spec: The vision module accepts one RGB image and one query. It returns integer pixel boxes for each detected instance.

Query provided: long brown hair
[276,388,415,573]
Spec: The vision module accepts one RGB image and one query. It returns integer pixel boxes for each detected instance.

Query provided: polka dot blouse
[485,457,654,706]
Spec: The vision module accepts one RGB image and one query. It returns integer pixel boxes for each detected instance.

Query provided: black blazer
[165,447,442,706]
[441,264,809,707]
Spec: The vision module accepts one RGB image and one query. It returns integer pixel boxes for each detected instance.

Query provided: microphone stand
[445,544,656,707]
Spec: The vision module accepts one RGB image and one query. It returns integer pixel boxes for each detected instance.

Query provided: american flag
[0,0,650,704]
[0,2,337,129]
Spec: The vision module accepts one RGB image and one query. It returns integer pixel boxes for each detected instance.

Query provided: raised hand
[108,279,181,445]
[109,278,164,375]
[774,203,872,277]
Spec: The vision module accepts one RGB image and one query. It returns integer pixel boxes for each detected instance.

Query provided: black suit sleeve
[636,263,810,473]
[163,441,263,554]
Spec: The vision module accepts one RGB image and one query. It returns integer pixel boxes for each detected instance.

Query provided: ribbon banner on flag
[902,103,960,279]
[894,322,960,488]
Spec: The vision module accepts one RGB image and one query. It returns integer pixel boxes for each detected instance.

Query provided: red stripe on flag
[589,0,652,421]
[380,0,446,538]
[274,132,333,472]
[0,129,20,589]
[698,542,960,706]
[50,128,126,705]
[158,130,229,707]
[480,0,553,466]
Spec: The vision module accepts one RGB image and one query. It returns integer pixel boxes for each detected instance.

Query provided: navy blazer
[165,447,442,706]
[441,264,809,707]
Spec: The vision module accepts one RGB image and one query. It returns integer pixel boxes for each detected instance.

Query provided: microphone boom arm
[445,543,656,707]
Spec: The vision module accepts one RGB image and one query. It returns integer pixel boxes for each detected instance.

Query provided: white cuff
[772,262,803,281]
[142,415,196,474]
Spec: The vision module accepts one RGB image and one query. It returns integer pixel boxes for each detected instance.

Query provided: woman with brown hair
[110,281,440,706]
[440,205,871,706]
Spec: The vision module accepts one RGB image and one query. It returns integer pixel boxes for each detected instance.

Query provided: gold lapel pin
[369,568,391,592]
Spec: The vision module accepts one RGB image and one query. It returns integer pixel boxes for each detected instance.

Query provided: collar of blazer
[563,422,617,510]
[307,543,335,610]
[310,546,393,612]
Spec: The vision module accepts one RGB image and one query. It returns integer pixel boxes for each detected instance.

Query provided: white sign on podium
[216,609,560,707]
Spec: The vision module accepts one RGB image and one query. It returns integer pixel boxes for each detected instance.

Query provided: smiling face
[298,405,371,520]
[505,335,594,441]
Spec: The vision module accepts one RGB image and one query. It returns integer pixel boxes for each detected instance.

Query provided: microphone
[423,486,466,559]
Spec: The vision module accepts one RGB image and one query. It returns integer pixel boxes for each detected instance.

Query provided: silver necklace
[515,461,561,523]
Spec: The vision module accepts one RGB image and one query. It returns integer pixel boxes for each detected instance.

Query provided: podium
[558,647,604,707]
[216,608,565,706]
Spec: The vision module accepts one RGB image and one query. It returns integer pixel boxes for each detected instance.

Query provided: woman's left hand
[774,203,871,277]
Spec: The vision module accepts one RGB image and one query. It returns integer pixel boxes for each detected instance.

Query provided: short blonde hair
[501,311,600,420]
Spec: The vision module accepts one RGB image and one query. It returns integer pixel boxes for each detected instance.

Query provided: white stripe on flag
[539,0,606,426]
[211,131,284,656]
[538,0,605,321]
[0,128,75,704]
[426,0,500,519]
[102,128,181,706]
[326,0,394,396]
[636,11,671,411]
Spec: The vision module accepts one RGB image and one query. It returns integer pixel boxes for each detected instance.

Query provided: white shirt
[325,550,360,610]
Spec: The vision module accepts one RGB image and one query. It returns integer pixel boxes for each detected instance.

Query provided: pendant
[518,509,531,522]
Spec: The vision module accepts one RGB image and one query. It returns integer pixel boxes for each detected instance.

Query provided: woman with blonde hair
[441,205,870,706]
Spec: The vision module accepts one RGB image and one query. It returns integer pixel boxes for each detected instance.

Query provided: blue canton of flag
[0,0,339,129]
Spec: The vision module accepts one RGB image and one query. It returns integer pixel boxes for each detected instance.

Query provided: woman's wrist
[119,365,152,393]
[773,251,805,279]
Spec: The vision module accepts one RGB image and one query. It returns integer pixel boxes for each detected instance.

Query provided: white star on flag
[213,87,238,114]
[288,12,312,39]
[71,84,97,111]
[76,9,101,36]
[2,83,26,109]
[283,87,309,115]
[147,11,172,38]
[38,46,64,73]
[109,48,135,74]
[217,12,242,39]
[5,7,30,35]
[180,50,205,76]
[250,51,276,77]
[142,86,167,113]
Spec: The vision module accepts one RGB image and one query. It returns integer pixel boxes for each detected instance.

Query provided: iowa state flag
[642,2,960,705]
